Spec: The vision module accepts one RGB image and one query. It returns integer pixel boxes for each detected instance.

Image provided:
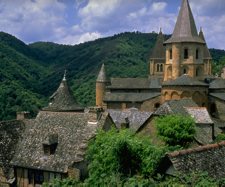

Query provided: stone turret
[149,28,165,78]
[164,0,206,81]
[43,71,84,112]
[96,64,109,107]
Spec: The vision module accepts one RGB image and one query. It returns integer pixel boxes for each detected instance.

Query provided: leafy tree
[156,115,195,147]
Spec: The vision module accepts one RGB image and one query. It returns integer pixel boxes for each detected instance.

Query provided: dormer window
[184,48,189,59]
[43,134,58,155]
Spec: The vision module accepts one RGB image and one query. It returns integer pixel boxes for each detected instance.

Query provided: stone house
[0,74,114,187]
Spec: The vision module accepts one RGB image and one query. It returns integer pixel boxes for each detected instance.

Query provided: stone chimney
[16,111,30,120]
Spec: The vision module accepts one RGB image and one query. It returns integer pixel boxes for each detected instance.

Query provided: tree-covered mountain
[0,31,225,120]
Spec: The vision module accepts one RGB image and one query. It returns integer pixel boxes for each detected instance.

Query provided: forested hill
[0,31,225,120]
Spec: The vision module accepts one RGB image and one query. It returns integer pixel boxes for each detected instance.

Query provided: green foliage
[214,133,225,143]
[85,129,167,186]
[156,115,195,147]
[161,172,225,187]
[42,178,81,187]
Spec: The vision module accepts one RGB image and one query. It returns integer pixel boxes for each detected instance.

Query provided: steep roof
[97,64,108,82]
[185,107,213,124]
[104,92,161,102]
[107,108,153,132]
[199,28,212,59]
[0,120,26,181]
[43,73,83,112]
[150,29,165,59]
[162,74,208,86]
[155,99,198,116]
[11,111,110,173]
[167,142,225,179]
[209,78,225,89]
[164,0,204,44]
[108,77,161,89]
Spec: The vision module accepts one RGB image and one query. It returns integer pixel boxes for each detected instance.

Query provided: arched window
[196,49,199,59]
[157,64,160,72]
[154,103,160,109]
[169,49,172,60]
[184,48,189,59]
[160,64,163,72]
[183,68,187,74]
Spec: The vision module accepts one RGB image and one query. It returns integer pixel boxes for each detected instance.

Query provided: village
[0,0,225,186]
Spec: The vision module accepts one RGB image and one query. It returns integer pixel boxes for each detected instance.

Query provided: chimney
[16,111,30,120]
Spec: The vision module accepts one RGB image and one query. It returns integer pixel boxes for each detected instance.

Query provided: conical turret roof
[165,0,204,44]
[199,28,212,59]
[97,64,108,82]
[150,29,165,59]
[43,71,83,112]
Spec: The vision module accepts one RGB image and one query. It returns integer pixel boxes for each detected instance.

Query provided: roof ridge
[168,141,225,157]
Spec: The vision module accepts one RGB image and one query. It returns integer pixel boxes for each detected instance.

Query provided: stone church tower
[163,0,212,81]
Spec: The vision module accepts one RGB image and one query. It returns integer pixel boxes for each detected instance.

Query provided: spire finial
[63,70,67,81]
[160,27,162,33]
[200,27,203,32]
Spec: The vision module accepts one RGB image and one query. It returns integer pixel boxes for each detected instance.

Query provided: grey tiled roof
[210,93,225,101]
[0,120,26,180]
[185,107,213,124]
[43,77,83,112]
[104,92,161,102]
[107,108,153,132]
[11,111,109,173]
[155,99,198,116]
[150,30,165,59]
[164,0,204,44]
[162,74,208,86]
[108,77,161,89]
[167,142,225,179]
[209,78,225,89]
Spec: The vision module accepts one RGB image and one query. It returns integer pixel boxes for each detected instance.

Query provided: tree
[156,115,195,147]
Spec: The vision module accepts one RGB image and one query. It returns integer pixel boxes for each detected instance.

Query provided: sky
[0,0,224,49]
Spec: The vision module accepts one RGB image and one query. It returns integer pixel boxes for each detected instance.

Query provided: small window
[160,64,163,72]
[184,48,189,59]
[169,49,172,60]
[43,143,58,155]
[196,49,199,59]
[183,68,187,74]
[157,64,160,72]
[154,103,160,109]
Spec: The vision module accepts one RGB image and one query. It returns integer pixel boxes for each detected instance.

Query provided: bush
[156,115,195,147]
[85,129,167,185]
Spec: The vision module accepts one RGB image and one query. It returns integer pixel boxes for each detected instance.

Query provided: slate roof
[107,108,153,132]
[167,141,225,179]
[12,111,110,173]
[162,74,208,87]
[209,78,225,89]
[164,0,204,44]
[0,120,26,181]
[108,77,161,89]
[210,93,225,102]
[43,74,83,112]
[97,64,108,82]
[185,107,213,124]
[104,92,161,102]
[199,28,212,59]
[155,99,198,116]
[150,29,165,59]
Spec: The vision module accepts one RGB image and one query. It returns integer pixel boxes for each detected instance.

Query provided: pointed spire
[43,71,83,112]
[150,28,165,59]
[165,0,204,44]
[97,64,107,82]
[199,28,212,59]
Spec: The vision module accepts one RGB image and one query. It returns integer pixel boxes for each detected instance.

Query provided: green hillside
[0,31,225,120]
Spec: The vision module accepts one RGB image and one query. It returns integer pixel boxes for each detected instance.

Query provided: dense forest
[0,31,225,120]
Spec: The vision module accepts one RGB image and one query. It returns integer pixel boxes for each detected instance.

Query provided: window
[157,64,163,72]
[183,68,187,74]
[196,49,199,59]
[28,169,44,185]
[184,48,189,59]
[169,49,172,60]
[157,64,160,72]
[160,64,163,72]
[43,143,58,155]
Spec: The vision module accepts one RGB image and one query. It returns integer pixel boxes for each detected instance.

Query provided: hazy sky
[0,0,224,49]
